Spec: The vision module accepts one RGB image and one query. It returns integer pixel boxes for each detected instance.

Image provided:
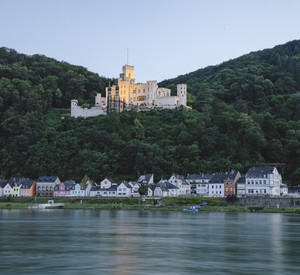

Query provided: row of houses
[0,167,289,198]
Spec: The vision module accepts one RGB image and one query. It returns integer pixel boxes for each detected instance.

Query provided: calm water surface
[1,209,300,274]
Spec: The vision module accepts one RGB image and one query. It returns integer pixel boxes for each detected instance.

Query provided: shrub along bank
[0,196,223,206]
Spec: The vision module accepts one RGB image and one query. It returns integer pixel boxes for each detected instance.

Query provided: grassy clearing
[0,203,30,209]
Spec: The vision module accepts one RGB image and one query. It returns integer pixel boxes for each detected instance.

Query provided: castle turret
[177,84,187,106]
[147,81,158,106]
[95,93,102,106]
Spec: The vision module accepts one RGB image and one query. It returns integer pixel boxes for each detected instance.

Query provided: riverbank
[1,203,300,213]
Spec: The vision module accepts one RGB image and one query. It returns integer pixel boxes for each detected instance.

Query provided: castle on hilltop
[71,64,187,118]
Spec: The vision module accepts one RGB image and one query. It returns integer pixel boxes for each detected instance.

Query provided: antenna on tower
[127,48,129,65]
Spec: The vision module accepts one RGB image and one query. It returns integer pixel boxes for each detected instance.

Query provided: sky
[1,0,300,82]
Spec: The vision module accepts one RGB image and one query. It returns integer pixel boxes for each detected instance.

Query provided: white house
[104,185,118,197]
[280,184,288,196]
[89,186,101,197]
[3,183,13,197]
[147,184,156,197]
[169,174,190,195]
[236,175,246,198]
[95,185,118,197]
[153,180,179,197]
[69,183,87,197]
[128,182,141,197]
[100,178,117,189]
[186,174,214,195]
[0,181,7,197]
[117,182,132,197]
[208,174,225,197]
[245,167,282,197]
[196,182,210,197]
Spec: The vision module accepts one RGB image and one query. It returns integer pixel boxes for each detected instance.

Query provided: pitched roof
[137,174,153,184]
[37,176,59,183]
[71,182,87,190]
[9,177,27,185]
[157,180,178,191]
[63,180,76,187]
[0,180,8,188]
[171,174,185,180]
[108,185,118,191]
[20,179,35,189]
[209,173,227,183]
[90,186,100,192]
[237,174,246,184]
[246,167,275,177]
[223,170,239,180]
[209,171,239,183]
[186,174,214,180]
[148,183,156,191]
[107,178,116,183]
[120,182,132,189]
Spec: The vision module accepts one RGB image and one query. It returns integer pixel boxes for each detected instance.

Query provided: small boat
[183,205,201,212]
[28,200,64,210]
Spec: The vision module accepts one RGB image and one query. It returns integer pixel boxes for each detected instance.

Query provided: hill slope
[0,43,299,184]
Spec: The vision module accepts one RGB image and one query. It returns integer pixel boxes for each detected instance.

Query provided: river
[1,209,300,274]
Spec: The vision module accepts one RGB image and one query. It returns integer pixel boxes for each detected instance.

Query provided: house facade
[3,183,13,197]
[12,184,21,197]
[128,182,141,197]
[153,180,179,197]
[36,176,61,197]
[223,171,240,197]
[245,167,282,197]
[186,174,214,195]
[169,174,190,195]
[19,180,36,197]
[89,186,101,197]
[100,178,117,189]
[0,180,8,197]
[98,185,118,197]
[117,182,132,197]
[69,183,87,197]
[236,175,246,198]
[208,174,225,197]
[54,181,74,197]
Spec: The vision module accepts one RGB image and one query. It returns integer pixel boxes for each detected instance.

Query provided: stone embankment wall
[235,197,300,208]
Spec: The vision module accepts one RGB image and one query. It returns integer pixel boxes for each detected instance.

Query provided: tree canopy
[0,41,300,185]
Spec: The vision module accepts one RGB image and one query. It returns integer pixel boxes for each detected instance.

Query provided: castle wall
[156,96,179,107]
[71,100,106,118]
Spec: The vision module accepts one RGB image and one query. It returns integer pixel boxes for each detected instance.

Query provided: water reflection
[1,210,300,274]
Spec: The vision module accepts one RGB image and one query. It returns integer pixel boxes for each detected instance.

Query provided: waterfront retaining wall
[235,197,300,208]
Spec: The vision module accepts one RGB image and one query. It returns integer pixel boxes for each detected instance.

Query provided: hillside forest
[0,40,299,184]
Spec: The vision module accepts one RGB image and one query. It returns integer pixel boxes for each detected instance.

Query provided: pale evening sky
[1,0,300,82]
